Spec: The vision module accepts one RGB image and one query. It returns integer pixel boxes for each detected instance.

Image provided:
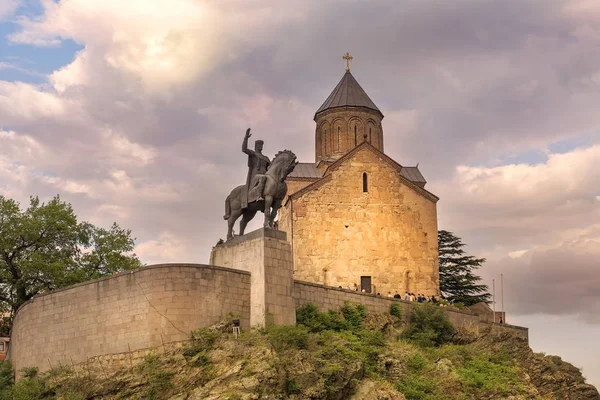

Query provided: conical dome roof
[314,71,381,119]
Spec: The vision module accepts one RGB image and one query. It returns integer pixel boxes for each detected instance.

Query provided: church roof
[314,71,381,119]
[288,163,322,179]
[288,161,426,185]
[287,142,438,204]
[400,167,426,187]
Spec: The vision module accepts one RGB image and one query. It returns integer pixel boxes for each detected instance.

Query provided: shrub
[20,366,38,379]
[406,352,429,373]
[296,304,350,332]
[401,303,456,347]
[285,378,301,395]
[190,352,211,368]
[340,302,367,329]
[296,302,368,333]
[267,325,310,352]
[0,361,14,400]
[390,302,402,319]
[11,378,44,400]
[395,375,438,400]
[137,354,175,399]
[183,328,219,359]
[457,357,525,396]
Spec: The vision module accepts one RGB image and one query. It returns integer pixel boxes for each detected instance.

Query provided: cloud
[0,81,67,121]
[485,236,600,323]
[1,0,599,327]
[436,143,600,254]
[134,232,194,265]
[0,0,19,22]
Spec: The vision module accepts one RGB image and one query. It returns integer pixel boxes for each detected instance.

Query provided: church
[278,57,440,297]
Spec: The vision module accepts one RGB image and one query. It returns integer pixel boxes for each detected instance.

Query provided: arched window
[337,126,341,151]
[362,172,368,192]
[354,125,357,146]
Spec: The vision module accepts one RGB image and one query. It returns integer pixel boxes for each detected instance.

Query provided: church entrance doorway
[360,276,372,293]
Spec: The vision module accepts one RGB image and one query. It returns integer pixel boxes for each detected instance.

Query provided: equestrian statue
[223,128,298,240]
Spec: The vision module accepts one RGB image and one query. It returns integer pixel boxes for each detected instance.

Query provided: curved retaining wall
[10,264,251,373]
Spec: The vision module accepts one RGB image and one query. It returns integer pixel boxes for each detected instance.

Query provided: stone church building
[278,67,440,297]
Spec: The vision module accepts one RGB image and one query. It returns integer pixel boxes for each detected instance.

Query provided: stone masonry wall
[315,107,383,161]
[279,146,440,297]
[10,264,251,373]
[293,280,529,341]
[210,228,296,327]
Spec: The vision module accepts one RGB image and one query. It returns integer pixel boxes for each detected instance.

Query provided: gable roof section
[288,142,438,203]
[314,71,382,119]
[400,167,426,187]
[287,163,323,179]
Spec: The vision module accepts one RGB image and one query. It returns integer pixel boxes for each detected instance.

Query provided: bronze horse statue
[224,150,297,240]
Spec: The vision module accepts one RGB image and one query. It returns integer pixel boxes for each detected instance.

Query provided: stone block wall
[315,107,384,161]
[210,228,296,327]
[279,146,440,297]
[9,230,528,375]
[10,264,250,373]
[293,280,529,341]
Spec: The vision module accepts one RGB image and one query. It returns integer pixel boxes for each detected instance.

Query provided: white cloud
[436,144,600,255]
[0,81,66,121]
[104,130,157,165]
[135,232,192,265]
[10,0,310,94]
[0,0,19,22]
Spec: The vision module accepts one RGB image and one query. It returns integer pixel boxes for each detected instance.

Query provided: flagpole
[501,273,504,324]
[492,279,496,323]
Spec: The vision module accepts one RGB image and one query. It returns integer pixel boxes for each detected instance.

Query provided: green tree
[0,195,142,325]
[438,230,490,306]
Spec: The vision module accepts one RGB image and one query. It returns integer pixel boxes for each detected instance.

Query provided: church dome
[314,61,384,162]
[314,71,382,120]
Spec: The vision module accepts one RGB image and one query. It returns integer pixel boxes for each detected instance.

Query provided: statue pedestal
[209,228,296,328]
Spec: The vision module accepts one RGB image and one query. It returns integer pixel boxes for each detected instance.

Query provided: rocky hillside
[1,303,598,400]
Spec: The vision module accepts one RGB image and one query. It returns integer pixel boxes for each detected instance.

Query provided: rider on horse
[242,128,270,203]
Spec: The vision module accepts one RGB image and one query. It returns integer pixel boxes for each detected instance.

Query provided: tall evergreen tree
[438,230,491,306]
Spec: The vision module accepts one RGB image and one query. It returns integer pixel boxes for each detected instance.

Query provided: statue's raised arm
[242,128,253,156]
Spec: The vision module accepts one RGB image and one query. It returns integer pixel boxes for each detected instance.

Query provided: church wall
[10,264,251,374]
[282,147,439,297]
[286,178,318,198]
[314,107,383,161]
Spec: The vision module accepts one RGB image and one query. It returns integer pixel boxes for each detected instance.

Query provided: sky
[0,0,599,387]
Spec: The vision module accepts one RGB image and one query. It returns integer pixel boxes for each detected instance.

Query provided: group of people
[340,283,441,304]
[387,291,438,303]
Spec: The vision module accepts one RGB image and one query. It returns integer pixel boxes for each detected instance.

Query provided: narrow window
[362,172,368,192]
[354,125,357,146]
[337,126,341,151]
[369,127,372,143]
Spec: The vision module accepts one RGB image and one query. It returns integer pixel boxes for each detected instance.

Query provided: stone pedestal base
[209,228,296,328]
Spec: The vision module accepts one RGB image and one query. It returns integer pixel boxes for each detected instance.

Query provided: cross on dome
[342,52,353,72]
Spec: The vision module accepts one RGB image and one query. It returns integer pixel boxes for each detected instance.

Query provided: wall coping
[480,320,529,332]
[214,227,287,247]
[13,263,250,317]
